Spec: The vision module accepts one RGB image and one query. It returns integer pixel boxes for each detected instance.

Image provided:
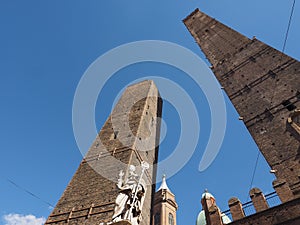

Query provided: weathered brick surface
[228,197,300,225]
[249,188,269,212]
[184,9,300,198]
[46,80,162,224]
[153,189,178,225]
[228,197,245,221]
[208,206,223,225]
[272,179,294,203]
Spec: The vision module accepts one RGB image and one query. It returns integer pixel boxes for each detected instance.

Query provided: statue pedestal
[110,220,132,225]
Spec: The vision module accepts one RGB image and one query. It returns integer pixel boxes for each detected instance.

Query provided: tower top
[201,189,215,200]
[158,174,171,192]
[153,175,178,225]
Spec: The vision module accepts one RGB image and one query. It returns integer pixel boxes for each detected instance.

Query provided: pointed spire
[158,174,170,191]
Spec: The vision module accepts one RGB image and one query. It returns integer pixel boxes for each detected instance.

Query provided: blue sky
[0,1,299,225]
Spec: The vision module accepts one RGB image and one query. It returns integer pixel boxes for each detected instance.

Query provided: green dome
[196,210,231,225]
[196,210,206,225]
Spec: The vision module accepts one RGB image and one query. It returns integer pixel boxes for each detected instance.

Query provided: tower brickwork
[184,9,300,198]
[46,80,162,225]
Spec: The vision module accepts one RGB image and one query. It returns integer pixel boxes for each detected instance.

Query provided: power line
[244,0,297,204]
[245,151,260,202]
[269,0,296,108]
[282,0,296,53]
[6,178,54,208]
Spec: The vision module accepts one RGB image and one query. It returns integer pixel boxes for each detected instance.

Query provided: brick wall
[46,80,162,225]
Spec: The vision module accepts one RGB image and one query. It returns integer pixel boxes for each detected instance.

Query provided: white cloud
[3,213,46,225]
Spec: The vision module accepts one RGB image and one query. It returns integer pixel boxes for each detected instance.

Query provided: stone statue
[112,162,149,225]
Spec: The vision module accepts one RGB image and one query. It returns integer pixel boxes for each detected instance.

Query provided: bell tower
[152,175,178,225]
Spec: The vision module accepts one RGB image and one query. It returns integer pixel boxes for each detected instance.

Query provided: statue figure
[112,162,149,225]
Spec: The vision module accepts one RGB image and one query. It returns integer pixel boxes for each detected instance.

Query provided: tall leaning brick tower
[46,80,162,225]
[184,8,300,225]
[184,9,300,200]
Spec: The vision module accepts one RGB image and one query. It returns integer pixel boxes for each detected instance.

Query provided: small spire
[158,174,170,191]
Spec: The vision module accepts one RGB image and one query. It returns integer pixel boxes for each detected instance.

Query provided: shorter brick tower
[46,80,162,225]
[152,175,178,225]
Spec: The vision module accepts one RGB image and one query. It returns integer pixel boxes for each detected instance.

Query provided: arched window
[154,213,160,225]
[168,213,174,225]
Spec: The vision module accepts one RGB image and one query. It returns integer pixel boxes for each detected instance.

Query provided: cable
[245,151,260,202]
[6,178,54,208]
[269,0,296,108]
[242,0,297,205]
[282,0,296,53]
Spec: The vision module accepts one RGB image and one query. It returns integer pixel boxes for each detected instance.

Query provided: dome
[201,190,215,200]
[196,210,231,225]
[196,210,206,225]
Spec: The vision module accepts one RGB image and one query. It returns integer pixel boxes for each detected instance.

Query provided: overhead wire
[270,0,296,108]
[282,0,296,54]
[244,0,297,203]
[245,151,260,202]
[6,178,54,209]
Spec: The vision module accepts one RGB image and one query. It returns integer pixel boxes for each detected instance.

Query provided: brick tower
[184,9,300,200]
[152,175,178,225]
[184,8,300,225]
[46,80,162,225]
